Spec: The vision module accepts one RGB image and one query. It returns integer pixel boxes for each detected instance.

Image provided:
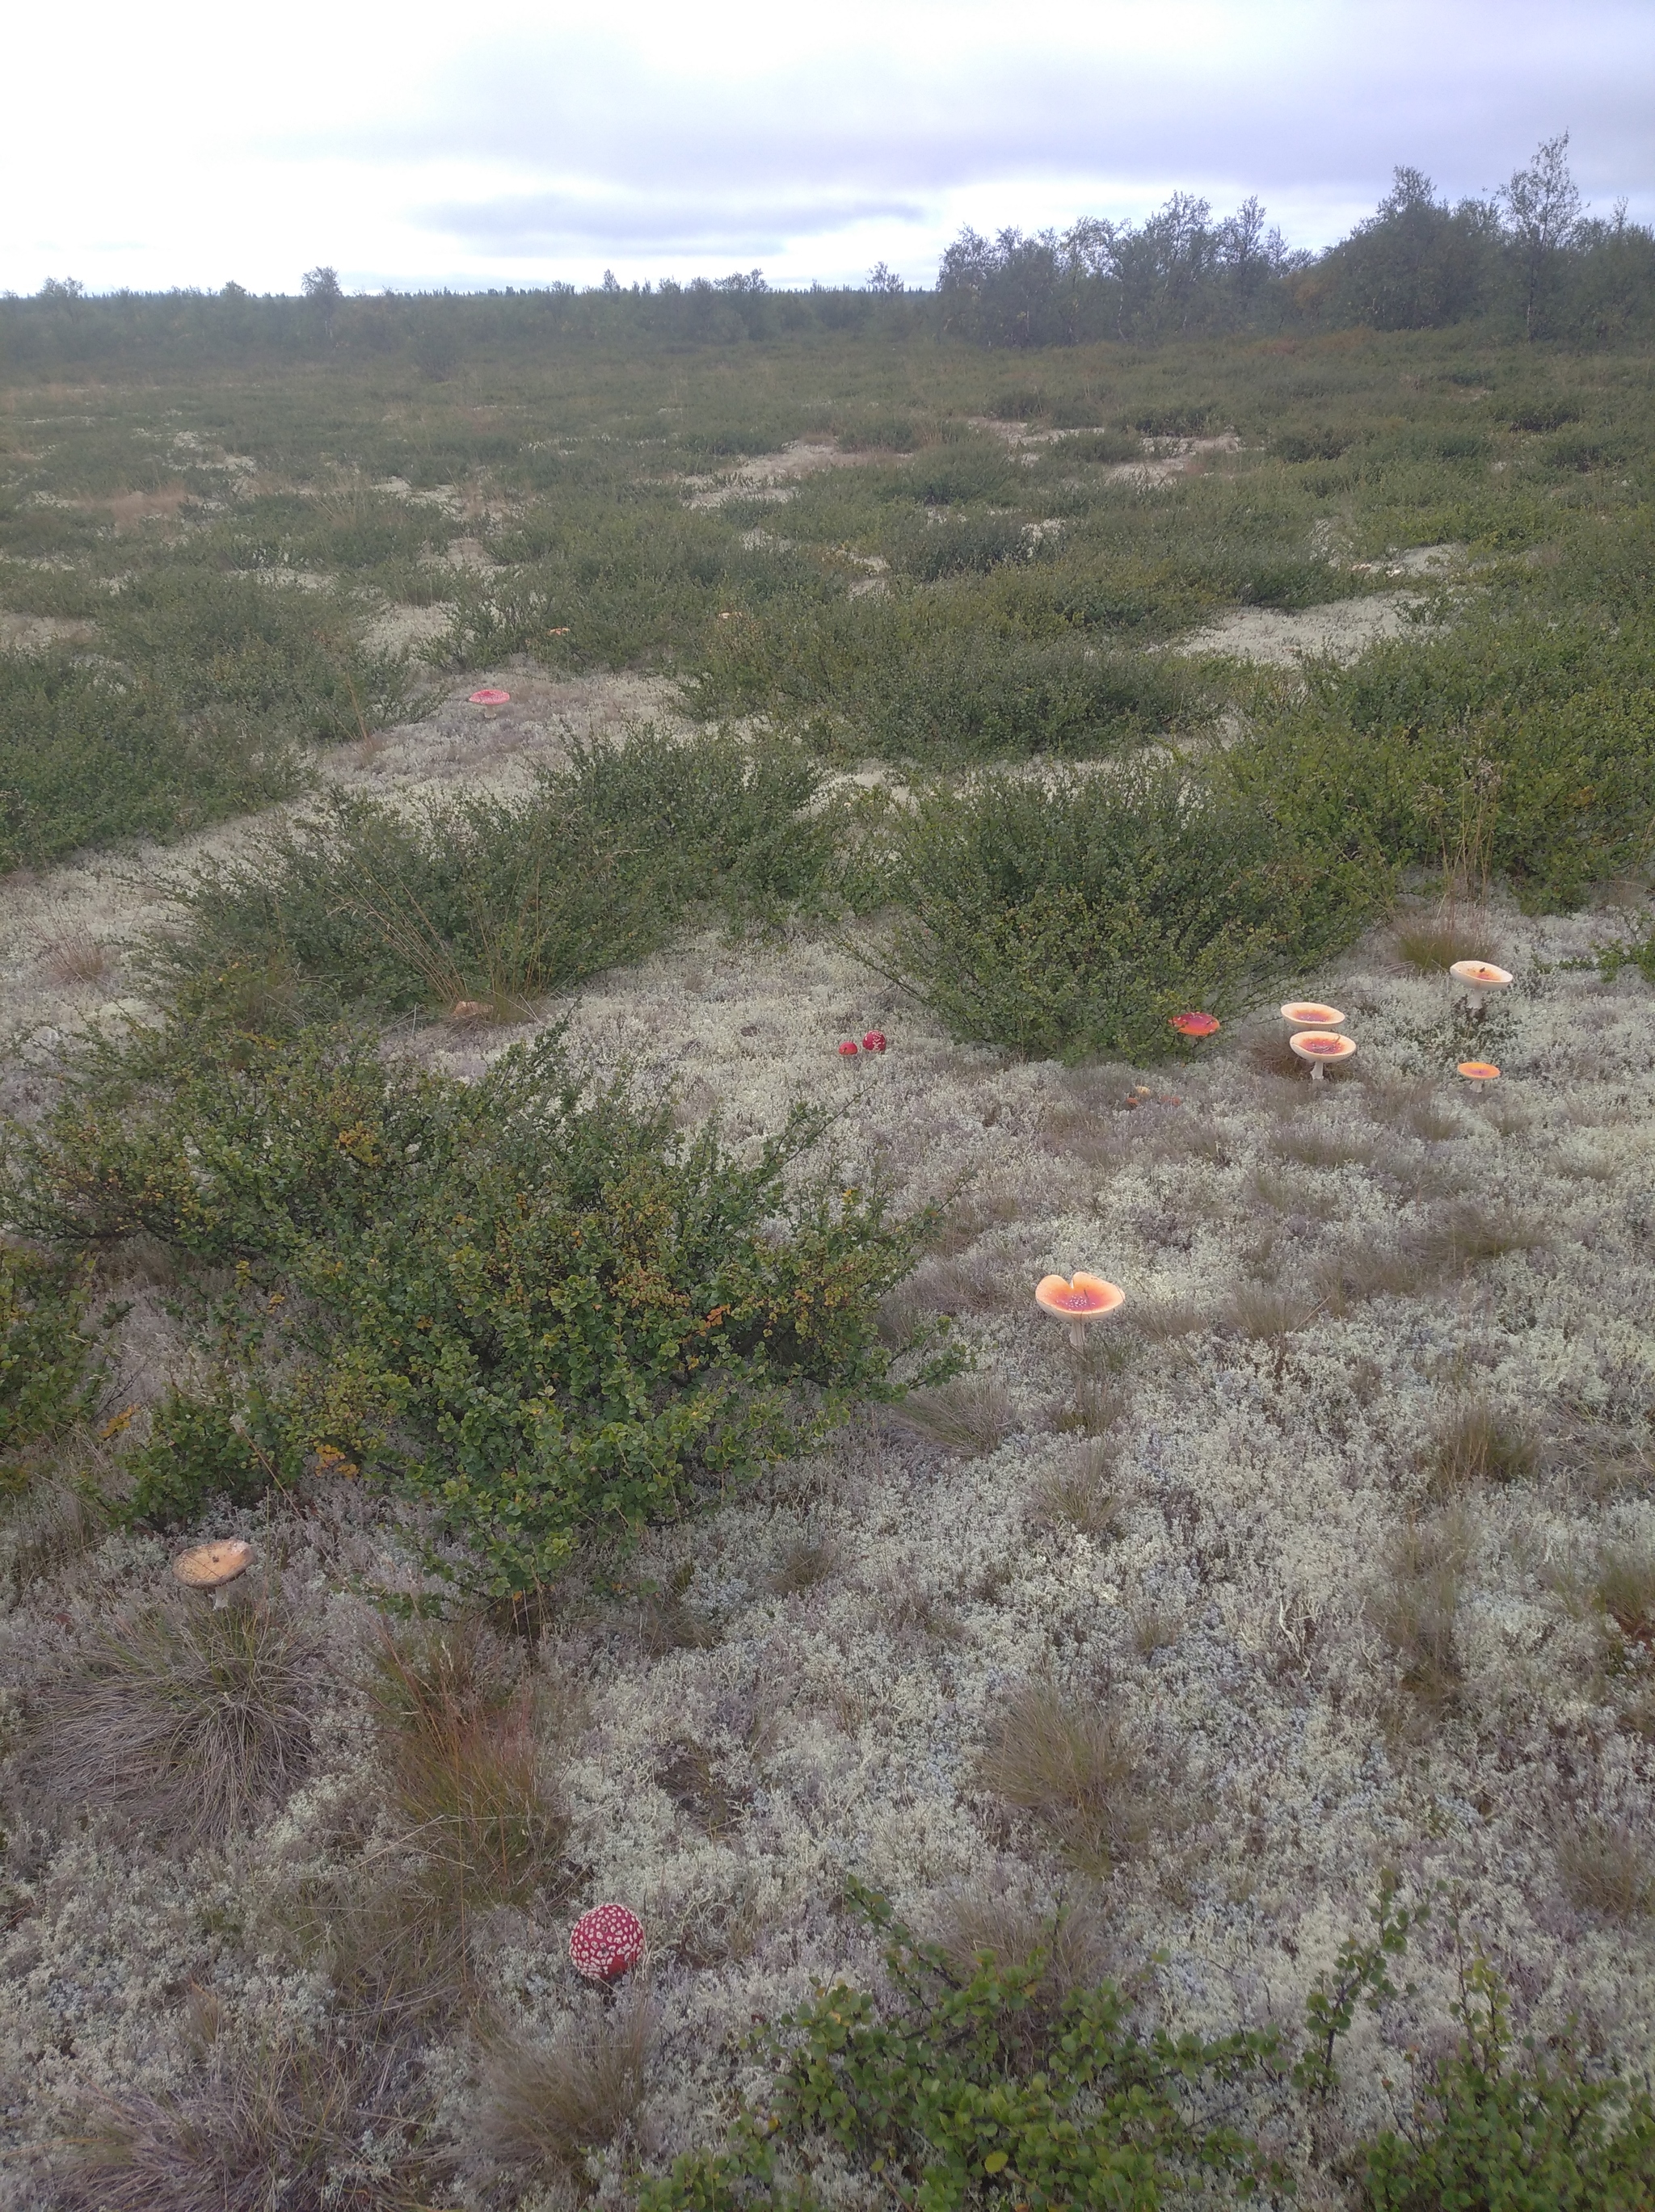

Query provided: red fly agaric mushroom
[1289,1030,1357,1083]
[1035,1272,1125,1351]
[569,1903,646,1983]
[467,688,511,705]
[1458,1059,1501,1091]
[172,1540,254,1596]
[837,1039,859,1059]
[1170,1011,1219,1039]
[861,1030,887,1053]
[1449,959,1513,1011]
[1281,1000,1345,1028]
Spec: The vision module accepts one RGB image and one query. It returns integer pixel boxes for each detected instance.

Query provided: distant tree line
[2,133,1650,376]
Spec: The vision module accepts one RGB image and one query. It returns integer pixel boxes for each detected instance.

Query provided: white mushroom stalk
[1449,959,1513,1014]
[1035,1272,1126,1351]
[1289,1030,1358,1083]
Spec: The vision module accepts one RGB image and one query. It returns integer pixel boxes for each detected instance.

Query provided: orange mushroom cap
[1289,1030,1357,1062]
[1281,1001,1345,1028]
[1457,1060,1501,1081]
[173,1539,254,1591]
[1448,960,1513,989]
[1170,1011,1220,1037]
[1035,1272,1126,1319]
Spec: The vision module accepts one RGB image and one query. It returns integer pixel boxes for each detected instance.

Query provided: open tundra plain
[0,319,1653,2208]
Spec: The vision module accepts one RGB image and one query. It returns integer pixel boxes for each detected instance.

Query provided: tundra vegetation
[1,141,1654,2208]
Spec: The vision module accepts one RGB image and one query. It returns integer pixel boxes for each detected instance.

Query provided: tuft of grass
[1314,1243,1422,1314]
[766,1532,841,1595]
[1412,1203,1547,1273]
[26,1595,314,1848]
[1030,1443,1122,1540]
[64,2031,436,2212]
[43,931,116,988]
[891,1377,1014,1456]
[978,1681,1164,1871]
[1595,1547,1655,1645]
[1393,916,1501,974]
[1555,1815,1655,1921]
[1370,1515,1469,1718]
[368,1617,566,1911]
[1224,1285,1316,1341]
[481,2000,656,2184]
[1427,1398,1539,1493]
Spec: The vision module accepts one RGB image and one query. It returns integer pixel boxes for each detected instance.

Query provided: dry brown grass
[481,2000,655,2186]
[63,2031,437,2211]
[1030,1442,1122,1540]
[25,1594,315,1848]
[1270,1125,1379,1171]
[637,1564,721,1656]
[1131,1297,1210,1343]
[368,1617,566,1912]
[767,1531,841,1595]
[1393,915,1501,974]
[655,1739,750,1835]
[1412,1203,1547,1274]
[978,1682,1164,1871]
[42,931,116,988]
[1426,1398,1539,1494]
[1370,1514,1469,1719]
[1555,1815,1655,1921]
[1596,1546,1655,1645]
[1313,1243,1423,1314]
[891,1377,1014,1456]
[1223,1285,1317,1341]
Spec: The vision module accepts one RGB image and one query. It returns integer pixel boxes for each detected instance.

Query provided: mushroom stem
[1310,1062,1325,1083]
[1069,1315,1086,1352]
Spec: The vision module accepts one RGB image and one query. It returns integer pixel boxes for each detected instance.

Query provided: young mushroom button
[1035,1272,1126,1352]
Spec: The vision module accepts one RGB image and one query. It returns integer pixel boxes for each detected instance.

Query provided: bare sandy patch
[362,600,457,655]
[1103,432,1243,486]
[0,612,95,653]
[1177,595,1429,666]
[683,440,882,510]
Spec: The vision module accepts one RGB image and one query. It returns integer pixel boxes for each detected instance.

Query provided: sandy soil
[682,440,884,509]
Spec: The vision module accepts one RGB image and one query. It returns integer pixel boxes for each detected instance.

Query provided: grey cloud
[419,187,925,254]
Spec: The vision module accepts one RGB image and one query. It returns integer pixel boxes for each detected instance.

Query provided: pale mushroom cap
[1035,1272,1126,1319]
[1281,1001,1345,1027]
[172,1539,254,1590]
[1457,1061,1501,1080]
[1289,1030,1358,1063]
[1448,960,1513,989]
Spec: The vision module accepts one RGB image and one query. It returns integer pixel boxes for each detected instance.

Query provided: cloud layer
[6,0,1653,293]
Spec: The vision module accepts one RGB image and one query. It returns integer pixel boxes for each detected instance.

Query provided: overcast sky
[7,0,1653,296]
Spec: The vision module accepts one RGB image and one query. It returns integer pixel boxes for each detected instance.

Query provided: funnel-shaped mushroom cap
[468,688,511,704]
[1449,960,1513,990]
[1035,1272,1126,1320]
[1457,1060,1501,1082]
[173,1539,254,1591]
[1169,1011,1220,1037]
[1289,1030,1358,1066]
[570,1903,646,1982]
[1281,1001,1345,1028]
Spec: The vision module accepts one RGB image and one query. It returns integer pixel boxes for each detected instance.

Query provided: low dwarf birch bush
[1,983,937,1593]
[878,760,1383,1061]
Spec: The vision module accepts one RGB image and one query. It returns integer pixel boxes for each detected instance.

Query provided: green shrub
[1356,1955,1655,2211]
[0,1245,99,1482]
[121,1383,304,1529]
[877,760,1385,1060]
[155,726,838,1014]
[1228,614,1655,910]
[638,1880,1283,2212]
[5,994,937,1592]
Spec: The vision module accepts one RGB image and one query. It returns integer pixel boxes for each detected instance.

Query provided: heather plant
[2,987,939,1593]
[875,760,1383,1060]
[154,725,839,1014]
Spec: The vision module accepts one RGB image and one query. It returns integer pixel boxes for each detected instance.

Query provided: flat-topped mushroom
[1169,1011,1219,1039]
[467,687,511,705]
[1281,1000,1345,1028]
[1035,1272,1126,1350]
[1457,1059,1501,1091]
[1449,959,1513,1011]
[1289,1030,1357,1083]
[173,1540,254,1593]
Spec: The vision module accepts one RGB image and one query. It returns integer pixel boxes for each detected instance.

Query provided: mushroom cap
[1281,1001,1345,1028]
[569,1903,646,1982]
[1169,1011,1220,1037]
[467,687,511,704]
[172,1539,254,1591]
[1448,960,1513,989]
[1289,1030,1358,1064]
[1457,1060,1501,1081]
[837,1039,859,1057]
[861,1030,887,1053]
[1035,1272,1126,1320]
[450,999,491,1021]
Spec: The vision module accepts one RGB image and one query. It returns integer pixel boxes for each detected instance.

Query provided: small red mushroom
[569,1903,646,1983]
[838,1039,859,1058]
[1170,1011,1220,1038]
[861,1031,887,1053]
[467,688,511,705]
